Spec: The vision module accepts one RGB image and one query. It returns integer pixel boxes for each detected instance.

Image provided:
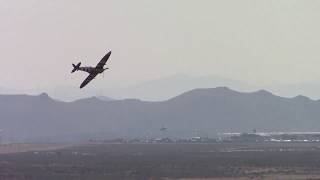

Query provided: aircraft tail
[71,62,81,73]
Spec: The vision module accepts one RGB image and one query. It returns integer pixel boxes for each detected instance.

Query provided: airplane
[71,51,111,89]
[160,125,167,131]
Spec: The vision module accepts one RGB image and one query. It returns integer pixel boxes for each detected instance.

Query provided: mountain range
[0,87,320,142]
[4,74,320,101]
[19,74,256,101]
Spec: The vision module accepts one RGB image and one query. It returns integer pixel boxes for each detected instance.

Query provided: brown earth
[0,142,320,180]
[0,143,73,154]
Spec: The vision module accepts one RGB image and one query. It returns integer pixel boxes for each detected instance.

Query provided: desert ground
[0,142,320,180]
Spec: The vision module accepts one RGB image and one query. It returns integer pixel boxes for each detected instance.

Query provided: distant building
[191,137,202,142]
[220,131,320,142]
[230,133,266,142]
[154,138,173,143]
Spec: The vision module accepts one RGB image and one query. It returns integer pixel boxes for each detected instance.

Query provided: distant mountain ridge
[5,74,320,101]
[104,74,256,101]
[21,74,254,101]
[0,87,320,142]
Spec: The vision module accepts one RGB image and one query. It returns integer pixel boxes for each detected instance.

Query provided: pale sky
[1,0,320,93]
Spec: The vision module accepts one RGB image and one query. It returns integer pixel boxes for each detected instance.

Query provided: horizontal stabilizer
[71,62,81,73]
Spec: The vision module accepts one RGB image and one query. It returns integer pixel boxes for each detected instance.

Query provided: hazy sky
[1,0,320,91]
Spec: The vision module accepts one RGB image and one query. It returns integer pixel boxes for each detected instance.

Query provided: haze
[1,0,320,99]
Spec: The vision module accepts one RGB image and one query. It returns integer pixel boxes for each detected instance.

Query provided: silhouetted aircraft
[160,125,167,131]
[71,51,111,89]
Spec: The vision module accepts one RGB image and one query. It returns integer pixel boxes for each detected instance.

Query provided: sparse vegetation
[0,142,320,179]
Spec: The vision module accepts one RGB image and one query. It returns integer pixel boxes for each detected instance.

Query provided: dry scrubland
[0,143,72,154]
[0,143,320,180]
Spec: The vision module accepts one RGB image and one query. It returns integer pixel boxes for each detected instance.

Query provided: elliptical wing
[96,51,111,69]
[80,73,98,89]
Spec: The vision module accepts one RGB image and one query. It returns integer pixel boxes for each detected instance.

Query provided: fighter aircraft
[71,51,111,89]
[160,125,167,131]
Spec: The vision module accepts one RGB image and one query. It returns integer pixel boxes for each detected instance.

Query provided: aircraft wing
[96,51,111,69]
[80,73,98,89]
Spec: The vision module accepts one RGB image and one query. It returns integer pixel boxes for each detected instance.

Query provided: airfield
[1,142,320,180]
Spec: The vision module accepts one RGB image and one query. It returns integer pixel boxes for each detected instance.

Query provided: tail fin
[71,62,81,73]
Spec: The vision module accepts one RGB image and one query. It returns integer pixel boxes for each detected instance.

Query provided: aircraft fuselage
[78,67,105,74]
